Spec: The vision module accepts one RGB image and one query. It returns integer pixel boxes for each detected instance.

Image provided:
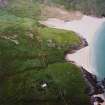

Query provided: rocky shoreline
[40,16,105,104]
[66,37,105,105]
[65,37,88,65]
[81,67,105,105]
[65,36,88,55]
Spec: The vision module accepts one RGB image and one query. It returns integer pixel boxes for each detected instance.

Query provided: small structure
[41,83,47,88]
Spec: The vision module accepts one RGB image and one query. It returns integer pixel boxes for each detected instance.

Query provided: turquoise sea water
[91,22,105,80]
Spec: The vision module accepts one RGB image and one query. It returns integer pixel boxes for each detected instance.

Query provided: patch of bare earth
[41,5,83,21]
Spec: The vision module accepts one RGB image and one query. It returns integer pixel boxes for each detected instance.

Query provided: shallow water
[91,22,105,80]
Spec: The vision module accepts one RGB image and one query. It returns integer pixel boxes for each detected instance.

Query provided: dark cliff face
[0,0,8,7]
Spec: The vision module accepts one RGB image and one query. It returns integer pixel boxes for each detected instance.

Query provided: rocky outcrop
[41,5,83,20]
[0,0,8,7]
[81,67,104,96]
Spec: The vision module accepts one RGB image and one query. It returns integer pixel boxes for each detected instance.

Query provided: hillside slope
[0,0,90,105]
[39,0,105,17]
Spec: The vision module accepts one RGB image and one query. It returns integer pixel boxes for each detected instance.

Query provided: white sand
[41,15,105,74]
[41,15,105,105]
[41,16,105,105]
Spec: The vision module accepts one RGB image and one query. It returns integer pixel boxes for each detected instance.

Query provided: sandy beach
[41,15,105,74]
[41,15,105,105]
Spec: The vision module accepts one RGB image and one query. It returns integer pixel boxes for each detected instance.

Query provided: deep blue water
[91,22,105,80]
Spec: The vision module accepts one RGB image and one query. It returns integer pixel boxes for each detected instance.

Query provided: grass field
[0,1,89,105]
